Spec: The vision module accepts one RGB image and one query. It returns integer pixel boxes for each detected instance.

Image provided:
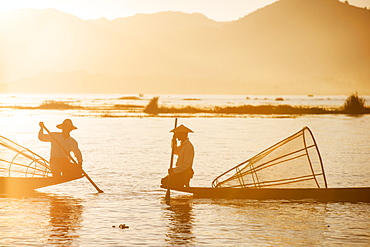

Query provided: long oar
[41,123,104,193]
[165,118,178,203]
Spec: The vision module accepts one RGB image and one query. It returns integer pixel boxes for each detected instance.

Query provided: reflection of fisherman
[38,119,83,177]
[161,124,195,188]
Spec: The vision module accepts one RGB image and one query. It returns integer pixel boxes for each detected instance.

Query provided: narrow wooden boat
[162,186,370,202]
[0,135,83,194]
[162,127,370,203]
[0,174,83,194]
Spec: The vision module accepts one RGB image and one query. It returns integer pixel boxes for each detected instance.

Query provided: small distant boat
[163,127,370,202]
[0,135,83,194]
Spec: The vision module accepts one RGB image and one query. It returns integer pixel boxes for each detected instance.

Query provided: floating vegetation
[342,92,367,114]
[113,104,144,109]
[183,98,201,101]
[38,100,82,109]
[143,97,159,115]
[155,105,205,114]
[118,96,142,100]
[211,105,330,115]
[4,100,84,110]
[143,95,370,115]
[99,112,119,118]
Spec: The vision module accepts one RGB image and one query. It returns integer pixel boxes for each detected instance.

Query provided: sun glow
[0,0,281,21]
[0,1,92,19]
[1,0,369,95]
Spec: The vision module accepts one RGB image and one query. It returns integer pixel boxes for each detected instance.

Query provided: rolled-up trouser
[50,157,82,177]
[161,168,194,188]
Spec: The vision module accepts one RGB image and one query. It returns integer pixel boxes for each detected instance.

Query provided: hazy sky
[1,0,369,21]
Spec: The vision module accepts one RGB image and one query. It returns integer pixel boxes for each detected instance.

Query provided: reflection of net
[0,136,51,178]
[212,127,327,189]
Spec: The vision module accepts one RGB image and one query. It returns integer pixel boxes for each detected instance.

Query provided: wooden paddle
[165,118,178,203]
[40,122,104,193]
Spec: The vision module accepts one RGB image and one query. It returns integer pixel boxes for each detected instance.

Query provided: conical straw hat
[170,124,194,133]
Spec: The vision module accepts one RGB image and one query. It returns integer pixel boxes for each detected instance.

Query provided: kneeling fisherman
[161,124,195,188]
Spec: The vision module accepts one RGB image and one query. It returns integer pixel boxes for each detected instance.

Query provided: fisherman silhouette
[39,119,83,177]
[161,124,194,188]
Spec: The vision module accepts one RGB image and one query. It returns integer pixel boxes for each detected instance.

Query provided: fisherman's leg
[183,168,194,187]
[73,163,83,176]
[62,160,82,176]
[169,173,186,187]
[161,175,169,187]
[50,158,62,177]
[181,175,192,187]
[184,178,190,187]
[162,173,184,188]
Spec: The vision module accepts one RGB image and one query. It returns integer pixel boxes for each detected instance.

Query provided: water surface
[0,94,369,246]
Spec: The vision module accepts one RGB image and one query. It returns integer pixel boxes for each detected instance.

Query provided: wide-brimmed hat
[170,124,194,133]
[56,119,77,130]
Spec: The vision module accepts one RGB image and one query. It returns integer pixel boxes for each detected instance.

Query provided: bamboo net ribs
[213,127,328,189]
[0,136,51,178]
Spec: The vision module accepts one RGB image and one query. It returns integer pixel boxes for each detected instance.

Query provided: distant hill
[1,0,369,95]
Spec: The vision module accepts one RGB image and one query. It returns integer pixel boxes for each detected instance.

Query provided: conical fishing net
[0,136,51,178]
[212,127,327,189]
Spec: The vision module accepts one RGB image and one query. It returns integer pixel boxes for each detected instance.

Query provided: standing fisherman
[161,124,195,188]
[39,119,83,177]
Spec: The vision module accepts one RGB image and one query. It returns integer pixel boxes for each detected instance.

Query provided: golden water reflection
[162,196,195,246]
[191,198,370,246]
[211,199,329,245]
[47,194,83,246]
[0,192,83,246]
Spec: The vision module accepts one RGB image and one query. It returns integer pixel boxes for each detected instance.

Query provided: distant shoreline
[143,94,370,116]
[141,104,370,116]
[1,94,368,117]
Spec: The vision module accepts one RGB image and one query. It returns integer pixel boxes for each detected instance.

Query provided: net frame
[212,127,328,189]
[0,135,51,178]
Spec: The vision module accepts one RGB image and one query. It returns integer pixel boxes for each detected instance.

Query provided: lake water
[0,94,369,246]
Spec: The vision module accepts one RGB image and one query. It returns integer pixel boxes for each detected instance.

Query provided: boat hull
[163,186,370,202]
[0,175,83,194]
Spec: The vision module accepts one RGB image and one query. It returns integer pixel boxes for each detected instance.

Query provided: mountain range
[1,0,369,95]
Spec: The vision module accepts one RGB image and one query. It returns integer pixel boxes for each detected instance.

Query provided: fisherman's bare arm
[38,122,51,142]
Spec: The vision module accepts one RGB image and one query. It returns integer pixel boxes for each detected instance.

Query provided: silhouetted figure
[162,124,194,188]
[39,119,83,177]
